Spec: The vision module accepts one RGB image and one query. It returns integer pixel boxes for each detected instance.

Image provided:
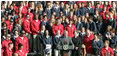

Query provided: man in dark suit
[57,30,74,56]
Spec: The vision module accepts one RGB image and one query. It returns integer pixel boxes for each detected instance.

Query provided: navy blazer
[86,7,94,16]
[45,9,52,19]
[75,21,83,31]
[89,21,97,33]
[79,7,87,16]
[52,7,60,17]
[92,39,104,55]
[74,8,80,17]
[106,19,116,29]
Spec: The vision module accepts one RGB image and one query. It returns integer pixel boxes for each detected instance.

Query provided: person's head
[64,30,68,37]
[96,3,100,8]
[60,11,63,17]
[57,18,61,24]
[107,25,112,32]
[60,2,64,7]
[94,34,98,40]
[77,17,81,22]
[10,4,14,10]
[14,30,19,35]
[69,20,73,25]
[26,15,30,20]
[104,40,109,48]
[44,30,49,36]
[86,29,91,36]
[13,53,18,56]
[1,16,5,21]
[65,18,69,24]
[8,43,13,49]
[6,34,11,40]
[56,30,60,35]
[27,8,31,13]
[109,13,113,19]
[18,43,23,50]
[110,28,115,35]
[89,17,93,22]
[105,12,109,18]
[74,3,77,9]
[85,12,89,18]
[70,11,73,16]
[35,14,39,20]
[20,30,26,37]
[41,25,46,30]
[44,15,47,21]
[103,5,107,11]
[88,2,92,7]
[7,15,11,20]
[108,1,111,5]
[81,2,85,7]
[74,30,78,36]
[81,27,85,32]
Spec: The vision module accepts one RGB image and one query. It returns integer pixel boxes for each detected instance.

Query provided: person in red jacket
[23,15,31,34]
[100,5,109,21]
[5,43,13,56]
[64,20,76,38]
[15,30,29,55]
[27,8,34,22]
[52,18,64,36]
[19,2,27,17]
[1,45,4,56]
[4,15,11,29]
[2,34,12,50]
[31,14,40,53]
[22,15,32,52]
[101,40,114,56]
[83,29,94,55]
[15,43,26,56]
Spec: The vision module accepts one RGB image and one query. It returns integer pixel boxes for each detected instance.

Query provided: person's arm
[15,39,18,51]
[60,25,64,35]
[26,38,29,54]
[110,48,114,56]
[52,25,56,36]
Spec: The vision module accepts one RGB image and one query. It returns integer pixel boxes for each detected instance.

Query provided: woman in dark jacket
[72,30,82,56]
[92,34,104,55]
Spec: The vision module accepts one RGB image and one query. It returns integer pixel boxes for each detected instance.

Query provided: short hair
[105,40,110,44]
[8,43,13,47]
[18,43,23,48]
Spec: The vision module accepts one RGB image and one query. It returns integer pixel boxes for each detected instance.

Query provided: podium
[57,45,74,56]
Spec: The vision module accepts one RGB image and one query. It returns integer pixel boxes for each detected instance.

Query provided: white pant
[54,49,59,56]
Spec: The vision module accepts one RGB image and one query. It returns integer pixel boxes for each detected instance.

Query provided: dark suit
[86,7,94,16]
[57,36,74,56]
[106,19,116,29]
[79,7,87,16]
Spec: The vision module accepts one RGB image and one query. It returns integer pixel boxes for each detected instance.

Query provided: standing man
[15,30,29,55]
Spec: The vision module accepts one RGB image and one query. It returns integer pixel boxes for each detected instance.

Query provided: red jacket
[14,5,19,14]
[83,34,94,54]
[100,10,109,23]
[21,6,27,17]
[107,5,112,10]
[64,24,76,38]
[15,36,29,54]
[4,48,13,56]
[7,24,13,32]
[52,24,64,36]
[4,20,10,28]
[15,50,25,56]
[2,39,12,50]
[23,20,31,33]
[101,47,114,56]
[1,48,4,56]
[31,20,40,35]
[28,13,34,22]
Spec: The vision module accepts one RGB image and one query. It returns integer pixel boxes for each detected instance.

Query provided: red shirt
[1,48,4,56]
[2,39,12,50]
[83,34,94,54]
[23,20,31,33]
[15,36,29,54]
[101,47,114,56]
[7,24,13,32]
[100,10,109,23]
[14,5,19,14]
[64,24,76,38]
[28,13,34,22]
[4,48,13,56]
[15,50,25,56]
[52,24,64,36]
[31,20,40,35]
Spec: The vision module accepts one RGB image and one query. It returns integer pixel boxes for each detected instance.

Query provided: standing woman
[72,30,82,56]
[43,30,53,56]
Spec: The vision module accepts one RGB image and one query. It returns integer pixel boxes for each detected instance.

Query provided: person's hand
[108,35,111,39]
[75,47,78,50]
[25,53,27,56]
[37,31,39,33]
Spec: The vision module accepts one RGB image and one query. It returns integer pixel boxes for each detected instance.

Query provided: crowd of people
[1,1,117,56]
